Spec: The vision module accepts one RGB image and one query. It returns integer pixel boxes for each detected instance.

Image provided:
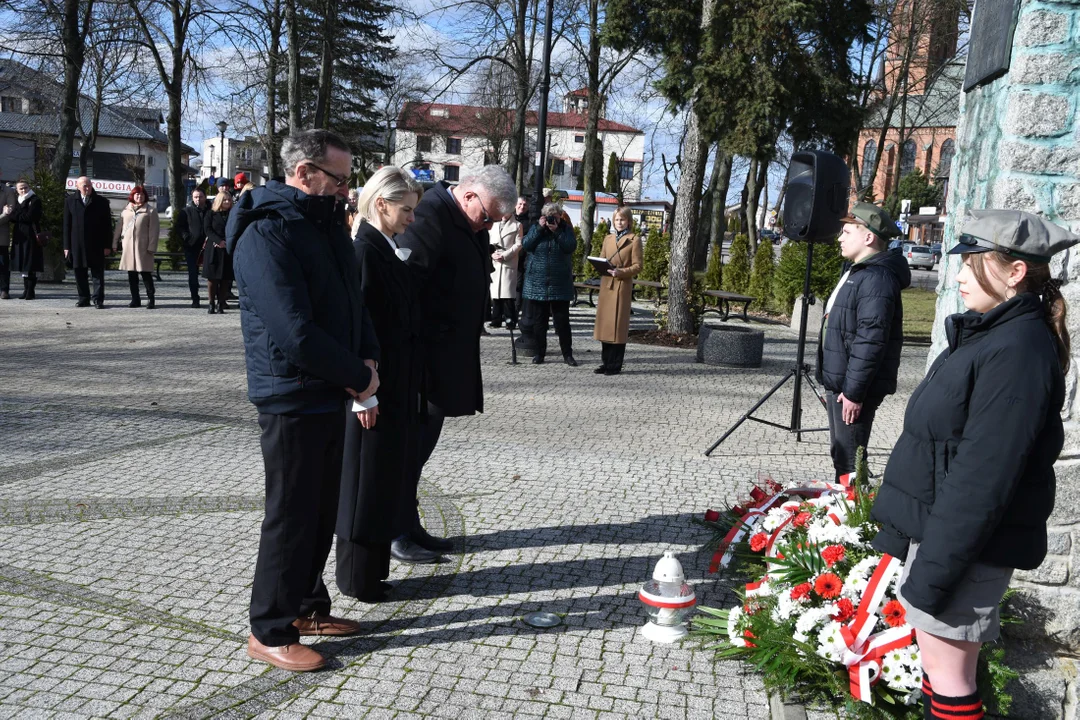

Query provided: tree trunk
[51,0,87,183]
[667,114,709,335]
[743,157,759,252]
[166,80,185,215]
[313,0,335,130]
[266,1,282,178]
[710,148,732,249]
[507,0,529,190]
[285,0,302,133]
[579,0,602,267]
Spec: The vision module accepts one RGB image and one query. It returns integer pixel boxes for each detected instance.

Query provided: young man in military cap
[817,202,911,480]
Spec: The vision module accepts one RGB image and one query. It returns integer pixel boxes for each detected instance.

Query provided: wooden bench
[632,279,666,307]
[573,279,601,308]
[104,251,189,280]
[702,290,755,322]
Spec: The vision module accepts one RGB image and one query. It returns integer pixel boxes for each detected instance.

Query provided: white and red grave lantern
[638,551,696,643]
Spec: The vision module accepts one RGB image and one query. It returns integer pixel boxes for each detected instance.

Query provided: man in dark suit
[175,187,210,307]
[394,165,517,563]
[63,177,113,308]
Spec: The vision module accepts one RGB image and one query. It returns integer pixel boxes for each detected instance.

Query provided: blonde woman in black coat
[871,211,1078,720]
[202,191,232,314]
[336,166,426,602]
[10,178,43,300]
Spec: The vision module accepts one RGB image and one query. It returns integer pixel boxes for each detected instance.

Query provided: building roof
[0,61,196,154]
[566,88,590,98]
[862,59,964,131]
[398,101,641,136]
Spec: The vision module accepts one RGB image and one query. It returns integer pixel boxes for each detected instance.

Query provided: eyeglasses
[303,161,349,188]
[475,196,494,226]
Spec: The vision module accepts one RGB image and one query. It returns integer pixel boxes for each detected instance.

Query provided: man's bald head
[76,177,93,197]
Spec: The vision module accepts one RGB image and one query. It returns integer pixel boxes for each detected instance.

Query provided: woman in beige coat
[489,209,522,329]
[592,206,643,375]
[112,186,160,308]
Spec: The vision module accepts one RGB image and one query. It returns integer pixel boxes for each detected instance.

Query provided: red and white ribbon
[838,554,915,704]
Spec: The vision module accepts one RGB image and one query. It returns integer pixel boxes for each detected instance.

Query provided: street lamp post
[216,120,228,187]
[530,0,555,226]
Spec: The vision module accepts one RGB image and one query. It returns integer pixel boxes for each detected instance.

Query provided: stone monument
[931,0,1080,714]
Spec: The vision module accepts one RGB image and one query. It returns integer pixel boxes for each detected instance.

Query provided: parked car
[930,242,942,264]
[902,243,935,269]
[760,229,783,244]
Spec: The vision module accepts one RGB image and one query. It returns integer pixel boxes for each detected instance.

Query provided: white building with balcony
[392,89,646,201]
[199,135,270,188]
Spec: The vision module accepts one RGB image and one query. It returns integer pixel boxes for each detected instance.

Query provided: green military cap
[841,202,901,238]
[949,209,1080,264]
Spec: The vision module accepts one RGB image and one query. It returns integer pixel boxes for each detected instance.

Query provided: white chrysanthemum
[772,592,808,622]
[902,647,922,671]
[807,520,864,547]
[817,621,846,653]
[759,508,792,533]
[727,605,746,647]
[794,606,832,642]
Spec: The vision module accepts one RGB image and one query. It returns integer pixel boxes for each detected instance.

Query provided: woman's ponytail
[1042,276,1071,372]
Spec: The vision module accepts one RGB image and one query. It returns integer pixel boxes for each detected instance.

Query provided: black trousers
[601,342,626,370]
[74,264,105,304]
[336,540,390,598]
[127,271,154,300]
[250,411,344,646]
[530,299,573,358]
[825,392,881,480]
[398,404,445,538]
[183,245,201,302]
[491,298,518,326]
[0,246,9,293]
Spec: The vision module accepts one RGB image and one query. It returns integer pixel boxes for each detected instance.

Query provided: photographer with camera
[521,202,578,366]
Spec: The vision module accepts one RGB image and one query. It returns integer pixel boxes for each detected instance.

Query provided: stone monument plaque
[964,0,1021,92]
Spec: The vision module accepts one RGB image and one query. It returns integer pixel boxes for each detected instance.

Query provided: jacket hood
[226,180,344,254]
[858,248,912,290]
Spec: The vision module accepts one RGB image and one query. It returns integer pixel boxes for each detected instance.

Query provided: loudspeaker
[782,150,850,242]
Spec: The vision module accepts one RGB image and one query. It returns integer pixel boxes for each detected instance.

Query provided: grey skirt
[897,541,1013,643]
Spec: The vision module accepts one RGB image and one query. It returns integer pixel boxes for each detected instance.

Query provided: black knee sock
[927,687,983,720]
[922,674,933,720]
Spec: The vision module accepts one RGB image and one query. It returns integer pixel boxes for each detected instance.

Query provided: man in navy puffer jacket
[226,130,380,673]
[816,202,910,479]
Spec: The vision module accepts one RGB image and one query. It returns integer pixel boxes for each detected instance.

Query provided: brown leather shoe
[246,635,325,672]
[292,612,364,637]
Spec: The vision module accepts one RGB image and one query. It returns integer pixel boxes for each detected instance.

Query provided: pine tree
[749,240,775,310]
[723,234,751,294]
[606,151,620,195]
[641,228,671,285]
[704,243,723,290]
[772,241,843,313]
[883,169,941,221]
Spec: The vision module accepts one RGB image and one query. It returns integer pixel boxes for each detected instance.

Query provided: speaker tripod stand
[704,241,830,456]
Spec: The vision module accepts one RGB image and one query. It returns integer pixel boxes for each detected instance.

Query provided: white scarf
[17,189,33,204]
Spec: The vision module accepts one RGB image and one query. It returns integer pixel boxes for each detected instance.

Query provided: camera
[544,214,559,226]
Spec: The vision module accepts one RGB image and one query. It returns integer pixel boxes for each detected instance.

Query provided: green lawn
[903,287,937,344]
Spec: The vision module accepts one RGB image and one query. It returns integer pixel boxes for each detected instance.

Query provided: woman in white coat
[112,186,159,308]
[488,200,523,329]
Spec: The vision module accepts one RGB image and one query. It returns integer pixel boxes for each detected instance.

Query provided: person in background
[816,202,908,480]
[592,206,643,375]
[64,177,113,309]
[336,166,425,602]
[176,187,210,308]
[202,191,233,314]
[0,180,20,299]
[10,178,43,300]
[345,188,360,235]
[488,200,523,329]
[112,186,159,308]
[514,195,534,342]
[871,210,1078,720]
[521,201,578,366]
[227,129,380,673]
[393,165,517,564]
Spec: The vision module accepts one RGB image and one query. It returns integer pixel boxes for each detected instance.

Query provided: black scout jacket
[871,293,1065,615]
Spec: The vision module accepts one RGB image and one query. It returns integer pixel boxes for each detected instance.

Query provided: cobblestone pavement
[0,271,928,719]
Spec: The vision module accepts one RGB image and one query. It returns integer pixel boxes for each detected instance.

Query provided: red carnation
[882,600,907,628]
[744,629,757,648]
[790,582,812,601]
[831,598,855,622]
[845,486,857,501]
[814,573,843,599]
[704,509,721,522]
[821,545,846,567]
[792,512,813,528]
[749,533,769,552]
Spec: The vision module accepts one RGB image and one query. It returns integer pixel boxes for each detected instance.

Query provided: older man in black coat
[63,177,113,308]
[393,165,517,563]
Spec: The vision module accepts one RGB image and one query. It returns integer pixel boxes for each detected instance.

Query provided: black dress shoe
[410,526,455,553]
[604,367,622,375]
[563,354,578,367]
[191,299,201,308]
[390,538,442,564]
[76,299,91,307]
[531,355,545,364]
[594,365,608,374]
[94,302,104,309]
[355,589,390,603]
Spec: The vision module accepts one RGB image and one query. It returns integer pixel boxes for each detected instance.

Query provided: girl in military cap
[869,210,1079,720]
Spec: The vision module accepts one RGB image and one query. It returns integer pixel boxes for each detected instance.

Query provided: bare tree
[128,0,210,213]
